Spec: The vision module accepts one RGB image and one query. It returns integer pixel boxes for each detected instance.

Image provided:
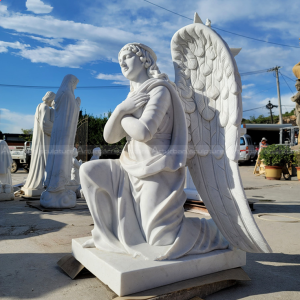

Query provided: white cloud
[0,41,29,53]
[0,108,34,133]
[27,35,63,48]
[19,40,107,68]
[96,73,129,85]
[242,83,255,89]
[26,0,53,14]
[0,5,8,14]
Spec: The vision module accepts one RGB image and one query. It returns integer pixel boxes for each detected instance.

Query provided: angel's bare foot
[82,238,95,248]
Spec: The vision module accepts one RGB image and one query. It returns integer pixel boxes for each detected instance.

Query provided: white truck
[9,142,32,173]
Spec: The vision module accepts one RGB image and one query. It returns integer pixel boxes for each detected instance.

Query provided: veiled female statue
[41,75,81,208]
[22,91,55,197]
[81,16,271,260]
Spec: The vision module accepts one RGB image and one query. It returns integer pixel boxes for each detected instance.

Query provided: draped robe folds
[0,140,13,186]
[22,103,53,191]
[81,78,228,261]
[44,82,81,193]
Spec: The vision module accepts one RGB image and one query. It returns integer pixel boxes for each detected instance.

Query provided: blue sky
[0,0,299,133]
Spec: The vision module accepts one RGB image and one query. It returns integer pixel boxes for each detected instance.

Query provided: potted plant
[259,144,294,180]
[293,150,300,180]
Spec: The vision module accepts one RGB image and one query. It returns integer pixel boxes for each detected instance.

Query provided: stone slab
[21,187,44,197]
[72,237,246,296]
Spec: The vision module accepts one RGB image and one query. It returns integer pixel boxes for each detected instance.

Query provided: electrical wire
[143,0,300,49]
[240,69,271,76]
[279,71,295,96]
[0,84,129,89]
[243,106,265,112]
[280,72,296,83]
[0,69,271,89]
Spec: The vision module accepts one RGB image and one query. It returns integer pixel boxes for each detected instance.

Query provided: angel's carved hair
[119,44,168,92]
[42,91,56,102]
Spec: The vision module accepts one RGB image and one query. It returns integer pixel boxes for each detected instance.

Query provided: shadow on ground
[206,252,300,299]
[0,252,116,299]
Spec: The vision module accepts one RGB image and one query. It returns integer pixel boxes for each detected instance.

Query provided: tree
[20,128,33,142]
[79,111,126,159]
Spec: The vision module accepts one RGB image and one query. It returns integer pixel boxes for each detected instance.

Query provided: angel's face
[119,50,145,81]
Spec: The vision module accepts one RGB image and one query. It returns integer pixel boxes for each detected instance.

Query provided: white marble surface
[70,147,82,185]
[22,91,55,198]
[41,75,81,208]
[184,167,202,201]
[171,13,271,253]
[0,140,14,200]
[73,236,246,296]
[90,147,101,161]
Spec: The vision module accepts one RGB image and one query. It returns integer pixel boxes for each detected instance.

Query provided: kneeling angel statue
[80,14,271,260]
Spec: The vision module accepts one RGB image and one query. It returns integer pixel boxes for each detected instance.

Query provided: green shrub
[260,144,294,166]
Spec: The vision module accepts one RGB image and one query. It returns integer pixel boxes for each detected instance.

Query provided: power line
[280,72,296,82]
[143,0,300,49]
[279,71,295,96]
[243,106,265,112]
[240,69,271,76]
[0,83,129,89]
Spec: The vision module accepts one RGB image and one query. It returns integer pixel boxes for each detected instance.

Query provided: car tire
[11,160,18,173]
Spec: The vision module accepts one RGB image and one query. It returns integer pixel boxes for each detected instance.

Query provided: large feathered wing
[171,14,271,253]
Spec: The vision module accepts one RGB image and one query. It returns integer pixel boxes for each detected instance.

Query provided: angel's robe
[22,103,53,192]
[0,140,13,186]
[80,78,228,260]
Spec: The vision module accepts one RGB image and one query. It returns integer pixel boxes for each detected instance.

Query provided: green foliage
[260,144,295,166]
[79,110,126,158]
[293,151,300,167]
[242,109,295,124]
[20,128,33,142]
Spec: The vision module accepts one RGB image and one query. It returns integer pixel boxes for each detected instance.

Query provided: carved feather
[171,20,272,253]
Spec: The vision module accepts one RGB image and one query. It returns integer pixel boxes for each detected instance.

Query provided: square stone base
[21,187,44,197]
[72,237,246,297]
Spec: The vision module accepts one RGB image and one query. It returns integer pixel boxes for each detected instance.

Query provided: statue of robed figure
[41,75,81,208]
[80,15,271,261]
[22,91,55,197]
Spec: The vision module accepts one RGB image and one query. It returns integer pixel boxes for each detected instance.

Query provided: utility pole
[266,100,278,124]
[267,66,283,124]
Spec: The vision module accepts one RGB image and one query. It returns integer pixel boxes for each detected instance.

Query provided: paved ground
[1,164,300,300]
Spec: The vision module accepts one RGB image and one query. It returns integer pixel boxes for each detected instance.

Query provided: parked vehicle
[239,134,256,163]
[9,141,31,173]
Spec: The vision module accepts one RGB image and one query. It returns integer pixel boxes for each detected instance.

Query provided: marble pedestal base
[72,237,246,297]
[40,189,76,208]
[0,193,14,201]
[21,187,44,198]
[66,184,80,193]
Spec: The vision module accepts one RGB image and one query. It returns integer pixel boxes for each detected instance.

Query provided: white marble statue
[90,147,101,161]
[80,15,271,261]
[40,75,81,208]
[71,147,82,184]
[22,91,55,197]
[0,140,14,200]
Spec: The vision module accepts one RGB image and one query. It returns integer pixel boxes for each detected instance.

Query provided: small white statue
[79,15,271,261]
[71,147,82,185]
[22,91,56,197]
[0,140,14,200]
[90,147,101,161]
[41,74,81,208]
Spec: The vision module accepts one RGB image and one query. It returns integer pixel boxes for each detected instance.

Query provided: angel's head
[42,91,56,107]
[118,43,168,91]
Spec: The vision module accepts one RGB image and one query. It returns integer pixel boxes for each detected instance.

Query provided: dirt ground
[1,164,300,300]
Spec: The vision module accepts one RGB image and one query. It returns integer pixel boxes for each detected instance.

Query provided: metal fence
[75,116,88,162]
